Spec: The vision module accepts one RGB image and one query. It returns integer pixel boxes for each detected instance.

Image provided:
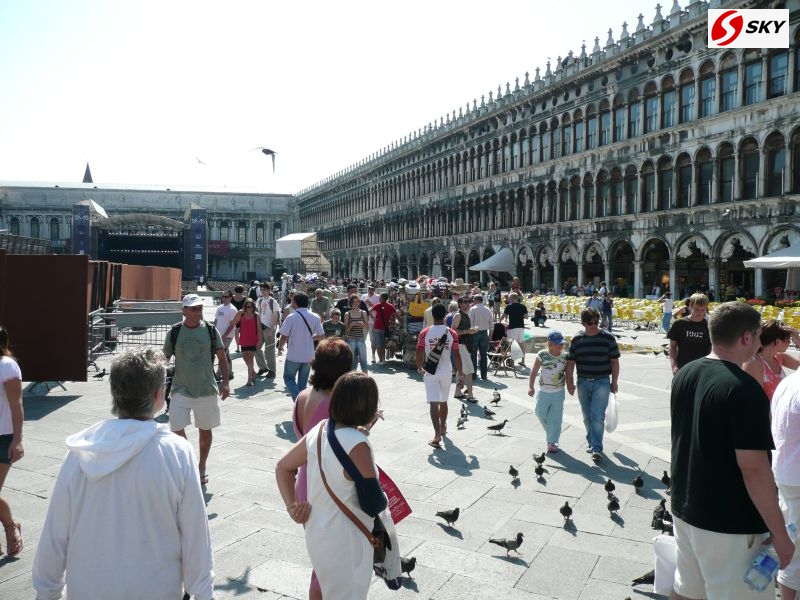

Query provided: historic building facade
[0,184,293,280]
[295,0,800,299]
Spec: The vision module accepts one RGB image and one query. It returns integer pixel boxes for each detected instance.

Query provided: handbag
[408,294,427,318]
[316,422,402,589]
[423,330,450,375]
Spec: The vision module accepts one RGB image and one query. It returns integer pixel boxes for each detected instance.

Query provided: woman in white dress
[276,372,383,600]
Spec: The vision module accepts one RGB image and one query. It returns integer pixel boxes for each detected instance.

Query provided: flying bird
[604,478,615,494]
[508,465,519,479]
[631,569,655,586]
[559,501,573,523]
[489,532,524,556]
[193,155,207,166]
[92,368,106,379]
[435,507,460,526]
[633,474,644,493]
[487,419,508,434]
[484,406,496,418]
[491,389,501,405]
[256,147,278,173]
[400,556,416,578]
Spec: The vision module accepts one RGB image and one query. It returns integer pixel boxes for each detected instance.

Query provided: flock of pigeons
[400,388,675,589]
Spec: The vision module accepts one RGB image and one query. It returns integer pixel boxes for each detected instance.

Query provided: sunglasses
[187,306,203,312]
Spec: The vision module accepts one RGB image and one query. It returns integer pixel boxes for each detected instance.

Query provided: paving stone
[516,545,597,598]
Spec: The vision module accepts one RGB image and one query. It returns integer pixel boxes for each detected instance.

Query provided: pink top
[292,390,332,503]
[757,353,785,400]
[238,314,259,347]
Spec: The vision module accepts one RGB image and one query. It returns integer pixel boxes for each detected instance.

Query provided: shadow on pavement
[428,437,479,477]
[436,523,463,539]
[274,421,297,442]
[23,394,83,420]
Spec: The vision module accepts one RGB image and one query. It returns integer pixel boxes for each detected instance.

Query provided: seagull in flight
[258,147,278,173]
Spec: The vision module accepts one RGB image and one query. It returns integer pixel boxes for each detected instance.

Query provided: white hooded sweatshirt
[32,419,213,600]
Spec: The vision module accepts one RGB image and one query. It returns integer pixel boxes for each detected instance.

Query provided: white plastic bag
[653,534,677,595]
[510,340,524,361]
[373,508,403,589]
[605,393,619,433]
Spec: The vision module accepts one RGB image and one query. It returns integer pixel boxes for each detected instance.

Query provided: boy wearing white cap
[528,330,567,453]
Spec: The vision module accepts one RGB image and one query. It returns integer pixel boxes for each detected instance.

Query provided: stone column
[634,260,643,298]
[708,259,719,297]
[553,262,561,295]
[669,259,677,297]
[576,261,584,286]
[731,150,739,201]
[754,267,763,298]
[604,264,612,288]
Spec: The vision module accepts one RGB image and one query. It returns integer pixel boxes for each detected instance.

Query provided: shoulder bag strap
[297,311,314,336]
[316,422,378,547]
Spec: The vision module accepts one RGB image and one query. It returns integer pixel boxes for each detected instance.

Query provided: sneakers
[258,368,268,376]
[591,451,602,461]
[547,443,559,453]
[264,370,276,379]
[585,447,593,454]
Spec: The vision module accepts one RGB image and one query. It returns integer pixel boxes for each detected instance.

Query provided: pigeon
[491,389,501,405]
[488,532,524,556]
[460,405,469,419]
[652,349,660,356]
[484,406,496,418]
[607,492,619,502]
[631,569,655,586]
[559,501,573,523]
[604,478,616,494]
[659,519,674,535]
[663,348,670,356]
[651,499,667,529]
[534,452,546,466]
[661,471,671,491]
[508,465,519,479]
[92,368,106,379]
[456,416,467,429]
[534,464,548,479]
[607,496,620,515]
[400,556,416,578]
[487,419,508,434]
[435,507,460,526]
[633,474,644,493]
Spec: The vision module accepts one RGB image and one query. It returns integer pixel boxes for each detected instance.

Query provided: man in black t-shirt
[670,301,793,599]
[667,293,711,375]
[502,292,528,366]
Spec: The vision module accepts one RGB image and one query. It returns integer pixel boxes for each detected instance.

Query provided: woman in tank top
[344,295,369,373]
[234,299,263,386]
[743,319,800,400]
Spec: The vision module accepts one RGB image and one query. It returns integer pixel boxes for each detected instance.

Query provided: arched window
[255,222,266,243]
[586,105,597,150]
[573,109,584,152]
[477,147,485,179]
[559,179,569,221]
[658,157,673,210]
[679,68,695,123]
[676,154,692,208]
[511,134,520,170]
[519,131,528,167]
[661,76,676,129]
[50,217,60,242]
[696,148,713,205]
[624,166,638,214]
[540,123,550,161]
[768,49,789,98]
[613,95,625,142]
[720,52,739,112]
[569,176,581,220]
[237,221,248,243]
[503,137,512,172]
[765,132,786,196]
[273,221,282,241]
[219,220,230,241]
[739,138,760,200]
[596,170,609,217]
[561,114,572,157]
[642,162,656,212]
[643,82,659,133]
[599,100,611,146]
[793,130,800,193]
[550,118,561,159]
[582,173,594,219]
[610,167,622,216]
[699,60,716,118]
[30,217,40,239]
[743,50,763,106]
[718,144,735,202]
[628,90,641,138]
[9,217,19,236]
[530,128,540,164]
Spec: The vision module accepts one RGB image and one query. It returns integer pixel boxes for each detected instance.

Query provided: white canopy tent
[744,243,800,289]
[275,232,330,274]
[468,247,515,273]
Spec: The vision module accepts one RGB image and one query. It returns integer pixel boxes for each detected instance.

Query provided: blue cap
[547,330,565,345]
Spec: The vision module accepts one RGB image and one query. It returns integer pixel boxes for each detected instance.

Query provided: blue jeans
[535,389,565,444]
[348,339,368,372]
[662,313,671,333]
[470,331,489,379]
[576,377,611,452]
[283,359,310,401]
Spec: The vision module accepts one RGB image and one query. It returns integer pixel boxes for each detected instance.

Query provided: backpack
[169,322,217,359]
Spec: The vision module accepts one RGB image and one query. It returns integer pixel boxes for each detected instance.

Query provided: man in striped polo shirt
[565,307,620,462]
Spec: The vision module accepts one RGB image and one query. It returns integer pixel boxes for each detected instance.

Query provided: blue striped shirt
[566,330,620,378]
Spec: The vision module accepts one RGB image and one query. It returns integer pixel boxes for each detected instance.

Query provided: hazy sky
[0,0,660,194]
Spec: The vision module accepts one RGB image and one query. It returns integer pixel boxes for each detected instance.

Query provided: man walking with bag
[278,292,324,400]
[416,303,461,449]
[255,282,280,379]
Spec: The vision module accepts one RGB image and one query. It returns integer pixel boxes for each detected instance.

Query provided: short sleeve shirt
[214,304,239,339]
[566,330,620,378]
[162,322,223,399]
[0,356,22,435]
[667,318,711,369]
[322,319,345,339]
[503,303,528,329]
[282,309,324,363]
[416,325,459,377]
[370,302,396,331]
[536,350,567,392]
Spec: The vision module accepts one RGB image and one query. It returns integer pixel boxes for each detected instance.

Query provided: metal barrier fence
[88,309,182,368]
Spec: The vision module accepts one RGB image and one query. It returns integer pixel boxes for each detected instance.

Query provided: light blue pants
[662,313,671,333]
[283,359,310,401]
[348,339,369,372]
[576,377,611,452]
[535,388,565,444]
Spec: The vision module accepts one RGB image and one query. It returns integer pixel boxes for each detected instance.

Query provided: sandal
[200,472,209,485]
[4,522,22,557]
[427,440,441,449]
[453,393,466,399]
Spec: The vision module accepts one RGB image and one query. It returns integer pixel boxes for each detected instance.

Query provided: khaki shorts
[507,328,525,345]
[169,392,221,431]
[673,515,773,600]
[458,345,474,376]
[424,373,452,403]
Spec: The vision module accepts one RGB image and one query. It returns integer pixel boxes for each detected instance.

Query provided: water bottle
[744,523,797,592]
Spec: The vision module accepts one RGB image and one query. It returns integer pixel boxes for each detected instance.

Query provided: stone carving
[562,245,578,263]
[539,247,552,267]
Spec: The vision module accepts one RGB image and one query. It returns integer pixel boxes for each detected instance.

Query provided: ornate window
[551,119,561,159]
[30,217,40,239]
[586,106,597,149]
[644,83,659,133]
[540,124,550,161]
[768,51,788,98]
[596,170,609,217]
[628,90,641,138]
[765,132,786,196]
[582,173,594,219]
[561,115,572,157]
[657,157,673,211]
[9,217,19,235]
[50,217,60,241]
[624,166,638,214]
[569,176,581,220]
[720,53,738,112]
[642,162,656,212]
[573,111,584,151]
[739,138,759,200]
[599,100,611,146]
[699,61,716,118]
[679,69,695,123]
[793,131,800,193]
[676,154,692,208]
[613,95,625,142]
[519,132,528,166]
[273,222,282,241]
[697,148,713,205]
[661,77,676,128]
[530,133,540,164]
[718,144,735,202]
[255,222,266,243]
[743,50,762,106]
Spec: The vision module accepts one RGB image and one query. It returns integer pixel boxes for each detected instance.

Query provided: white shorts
[673,515,773,600]
[458,345,474,376]
[169,392,221,431]
[507,328,525,345]
[778,483,800,590]
[424,373,452,403]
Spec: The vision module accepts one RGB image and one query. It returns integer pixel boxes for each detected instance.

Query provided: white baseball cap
[182,293,204,308]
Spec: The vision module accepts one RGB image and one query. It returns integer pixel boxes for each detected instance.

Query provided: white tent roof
[744,244,800,269]
[469,247,515,273]
[275,232,316,259]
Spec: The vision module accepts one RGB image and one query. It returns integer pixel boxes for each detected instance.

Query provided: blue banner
[185,208,207,279]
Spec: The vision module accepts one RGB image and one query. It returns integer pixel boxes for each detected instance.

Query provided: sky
[0,0,657,195]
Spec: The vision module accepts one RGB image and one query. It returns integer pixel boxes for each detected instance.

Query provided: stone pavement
[1,314,684,599]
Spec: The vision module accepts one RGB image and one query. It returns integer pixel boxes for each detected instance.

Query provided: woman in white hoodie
[32,348,214,600]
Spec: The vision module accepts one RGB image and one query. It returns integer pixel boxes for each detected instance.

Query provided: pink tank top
[756,353,784,400]
[238,315,259,346]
